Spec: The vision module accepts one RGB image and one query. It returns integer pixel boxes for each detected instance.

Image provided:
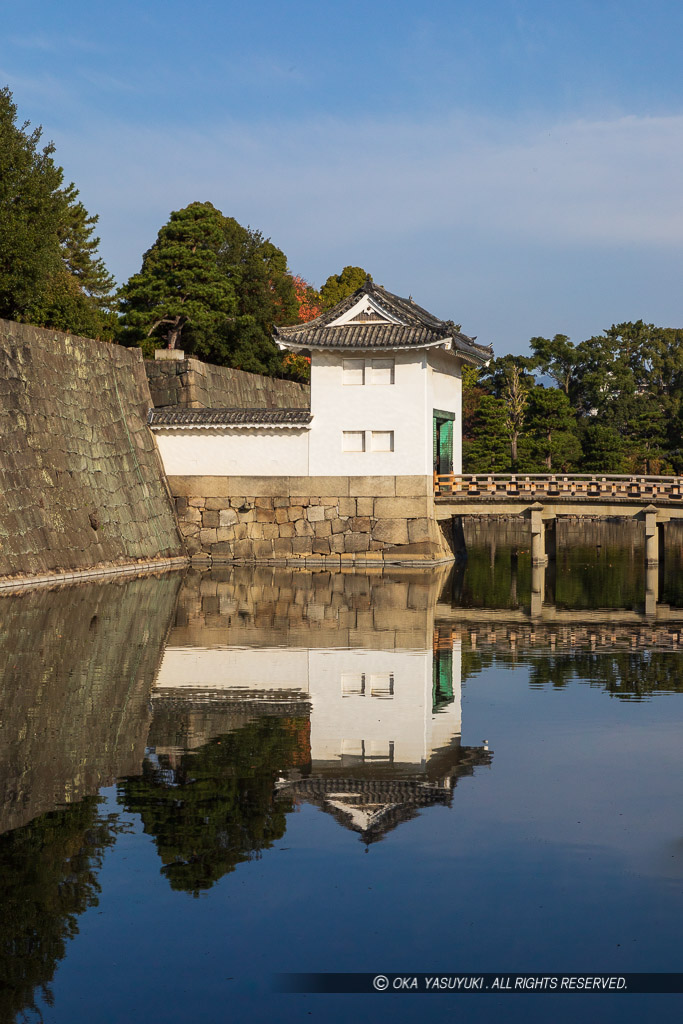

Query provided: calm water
[2,534,683,1023]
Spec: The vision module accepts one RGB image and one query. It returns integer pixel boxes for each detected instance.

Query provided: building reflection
[148,567,492,848]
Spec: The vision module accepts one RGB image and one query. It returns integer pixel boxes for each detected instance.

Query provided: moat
[2,526,683,1023]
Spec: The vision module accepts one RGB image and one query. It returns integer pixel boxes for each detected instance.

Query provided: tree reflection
[0,796,117,1023]
[118,717,309,897]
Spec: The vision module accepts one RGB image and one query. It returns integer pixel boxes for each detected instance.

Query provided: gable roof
[274,279,493,365]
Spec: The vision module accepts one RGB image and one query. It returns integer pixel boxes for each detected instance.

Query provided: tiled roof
[148,407,312,427]
[274,279,493,363]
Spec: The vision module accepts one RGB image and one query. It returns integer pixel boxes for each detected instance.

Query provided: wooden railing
[434,473,683,501]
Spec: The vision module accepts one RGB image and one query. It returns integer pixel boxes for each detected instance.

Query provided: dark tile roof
[148,407,312,427]
[274,279,493,363]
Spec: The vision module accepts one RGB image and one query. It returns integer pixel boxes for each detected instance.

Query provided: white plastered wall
[426,349,463,475]
[153,427,310,476]
[308,349,430,476]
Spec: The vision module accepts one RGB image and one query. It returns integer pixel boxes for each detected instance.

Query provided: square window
[343,431,365,452]
[371,430,394,452]
[370,673,394,697]
[342,673,365,696]
[369,358,395,385]
[343,358,365,385]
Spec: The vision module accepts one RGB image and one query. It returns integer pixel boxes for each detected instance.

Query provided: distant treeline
[463,325,683,475]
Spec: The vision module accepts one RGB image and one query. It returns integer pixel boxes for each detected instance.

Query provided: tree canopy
[0,87,115,338]
[319,265,371,308]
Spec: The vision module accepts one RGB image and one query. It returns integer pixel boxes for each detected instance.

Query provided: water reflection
[1,540,683,1021]
[0,573,182,835]
[141,567,491,857]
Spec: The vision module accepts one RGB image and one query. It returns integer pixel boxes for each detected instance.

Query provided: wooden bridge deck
[433,473,683,520]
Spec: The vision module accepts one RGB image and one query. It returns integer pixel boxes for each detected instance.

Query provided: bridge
[433,473,683,565]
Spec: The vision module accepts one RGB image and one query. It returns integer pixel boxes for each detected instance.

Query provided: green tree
[464,395,511,472]
[118,201,236,353]
[209,218,299,374]
[319,266,371,308]
[529,333,579,396]
[524,386,581,472]
[0,87,115,337]
[579,422,627,472]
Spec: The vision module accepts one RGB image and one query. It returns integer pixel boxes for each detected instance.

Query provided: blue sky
[3,0,683,354]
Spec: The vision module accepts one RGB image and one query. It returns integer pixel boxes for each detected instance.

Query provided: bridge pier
[529,503,548,565]
[644,506,659,565]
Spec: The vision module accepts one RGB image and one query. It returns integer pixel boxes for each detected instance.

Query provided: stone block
[216,527,235,542]
[294,518,314,537]
[307,505,325,522]
[349,516,371,533]
[262,523,280,539]
[188,496,206,507]
[407,517,432,543]
[175,496,188,514]
[184,506,202,524]
[331,519,348,534]
[275,507,290,524]
[345,532,370,553]
[374,496,431,519]
[356,497,374,516]
[279,522,295,538]
[314,519,332,537]
[199,528,218,545]
[288,506,304,522]
[292,536,313,554]
[255,497,274,509]
[219,508,238,528]
[349,476,395,497]
[252,540,274,557]
[256,507,276,523]
[372,518,409,544]
[210,541,234,556]
[312,538,331,554]
[383,540,441,557]
[202,510,220,528]
[205,496,229,510]
[395,475,433,497]
[289,476,350,496]
[273,537,294,555]
[329,533,346,553]
[233,540,254,558]
[338,497,356,517]
[273,497,290,507]
[290,496,310,506]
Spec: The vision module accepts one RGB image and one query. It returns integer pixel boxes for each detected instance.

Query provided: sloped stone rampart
[145,356,310,410]
[0,320,184,579]
[168,475,454,564]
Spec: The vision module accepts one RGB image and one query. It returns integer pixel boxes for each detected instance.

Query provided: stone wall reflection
[0,571,182,835]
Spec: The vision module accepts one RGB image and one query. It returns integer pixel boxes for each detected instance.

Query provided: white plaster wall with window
[308,349,430,476]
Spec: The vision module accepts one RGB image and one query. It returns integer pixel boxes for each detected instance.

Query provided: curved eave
[276,338,451,355]
[150,421,312,431]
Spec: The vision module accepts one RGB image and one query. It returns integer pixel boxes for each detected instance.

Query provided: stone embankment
[168,475,454,565]
[145,352,310,409]
[0,320,184,582]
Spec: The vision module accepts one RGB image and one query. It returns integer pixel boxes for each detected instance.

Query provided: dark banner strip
[276,973,683,994]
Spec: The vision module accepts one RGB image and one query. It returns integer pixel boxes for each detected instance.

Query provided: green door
[433,410,454,475]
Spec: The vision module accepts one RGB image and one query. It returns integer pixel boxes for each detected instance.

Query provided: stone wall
[168,475,454,564]
[145,354,310,410]
[0,320,184,580]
